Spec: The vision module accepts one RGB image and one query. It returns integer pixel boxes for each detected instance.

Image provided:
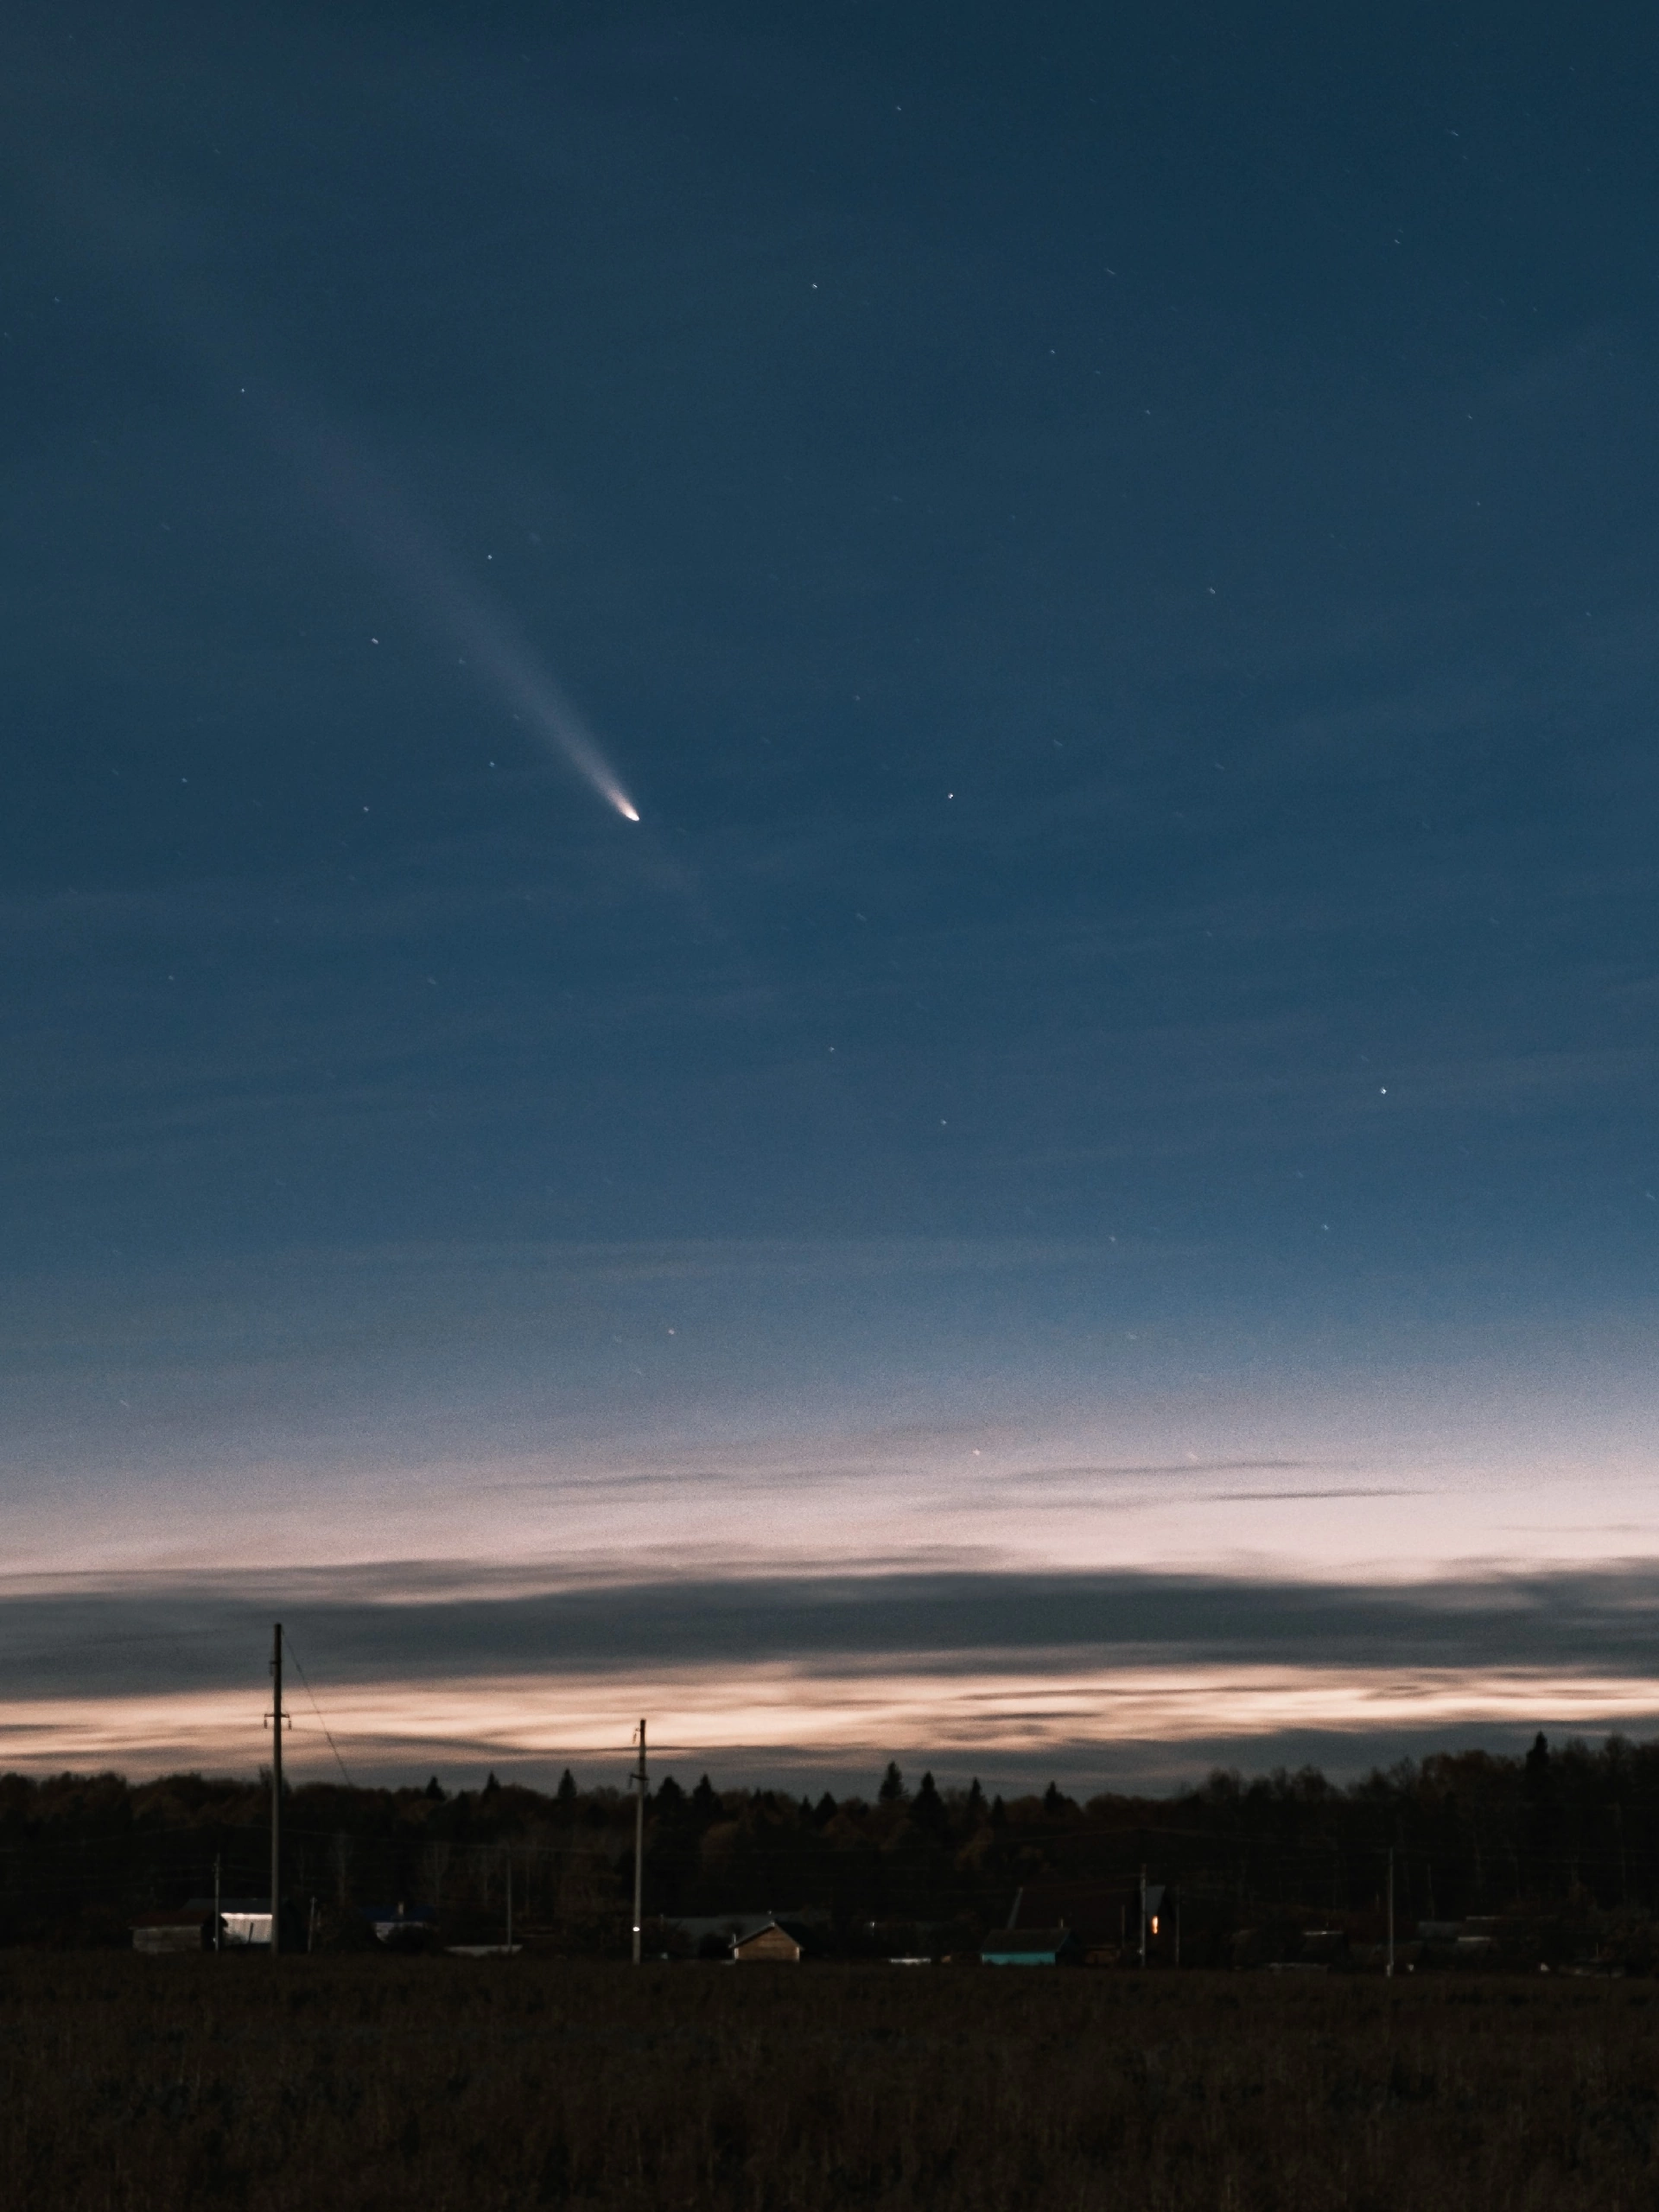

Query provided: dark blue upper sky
[8,2,1657,1265]
[5,2,1659,1777]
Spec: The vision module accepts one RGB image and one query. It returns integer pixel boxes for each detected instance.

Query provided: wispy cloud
[6,1561,1659,1786]
[8,1556,1659,1689]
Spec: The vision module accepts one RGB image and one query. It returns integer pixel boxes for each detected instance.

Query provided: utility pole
[505,1847,513,1953]
[631,1719,647,1965]
[1139,1864,1147,1968]
[1385,1847,1395,1979]
[213,1853,221,1953]
[270,1623,283,1958]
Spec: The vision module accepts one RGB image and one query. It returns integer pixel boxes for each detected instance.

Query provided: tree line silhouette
[2,1731,1655,1953]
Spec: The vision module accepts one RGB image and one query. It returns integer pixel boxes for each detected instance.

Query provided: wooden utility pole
[1385,1847,1395,1979]
[505,1847,513,1953]
[631,1719,647,1964]
[213,1853,221,1953]
[270,1623,283,1958]
[1139,1865,1147,1967]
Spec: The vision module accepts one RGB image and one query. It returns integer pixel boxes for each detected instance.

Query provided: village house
[130,1908,213,1955]
[130,1897,274,1952]
[663,1911,823,1961]
[733,1919,805,1963]
[979,1928,1083,1967]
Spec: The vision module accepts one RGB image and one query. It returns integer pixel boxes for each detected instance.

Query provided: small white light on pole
[631,1720,648,1965]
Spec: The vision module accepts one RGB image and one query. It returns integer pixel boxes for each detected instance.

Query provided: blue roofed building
[979,1928,1082,1967]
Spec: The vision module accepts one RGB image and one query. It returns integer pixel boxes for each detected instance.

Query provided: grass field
[6,1955,1659,2209]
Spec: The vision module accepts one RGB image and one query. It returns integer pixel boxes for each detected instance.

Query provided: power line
[279,1630,355,1790]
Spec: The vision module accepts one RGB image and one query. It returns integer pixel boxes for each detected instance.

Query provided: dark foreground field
[7,1959,1659,2211]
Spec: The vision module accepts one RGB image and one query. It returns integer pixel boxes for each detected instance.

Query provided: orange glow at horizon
[7,1659,1659,1782]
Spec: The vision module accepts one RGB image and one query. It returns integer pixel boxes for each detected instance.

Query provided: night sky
[6,2,1659,1787]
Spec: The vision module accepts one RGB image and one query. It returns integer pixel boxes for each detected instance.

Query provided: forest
[4,1730,1659,1966]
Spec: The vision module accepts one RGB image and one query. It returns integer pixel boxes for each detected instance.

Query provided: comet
[296,421,642,823]
[25,150,641,823]
[428,566,642,823]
